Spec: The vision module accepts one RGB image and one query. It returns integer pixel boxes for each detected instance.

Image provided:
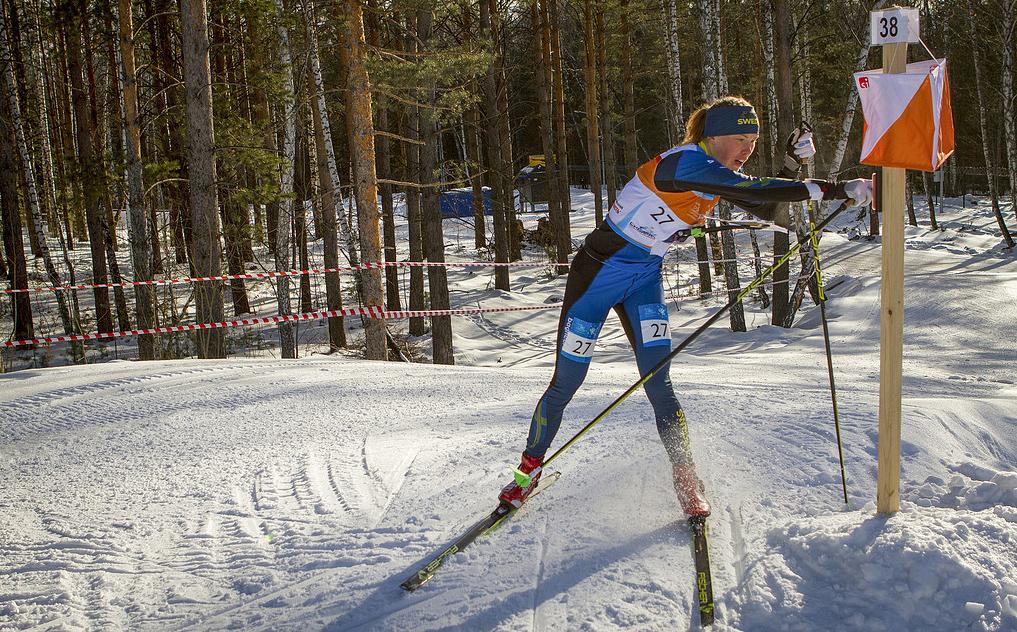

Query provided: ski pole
[541,201,849,470]
[807,214,849,505]
[795,118,849,505]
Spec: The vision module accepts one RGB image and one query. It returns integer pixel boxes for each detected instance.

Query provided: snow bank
[733,464,1017,631]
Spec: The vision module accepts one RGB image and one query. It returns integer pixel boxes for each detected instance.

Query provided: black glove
[782,128,816,175]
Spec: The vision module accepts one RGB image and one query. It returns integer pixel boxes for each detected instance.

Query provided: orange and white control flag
[854,59,954,172]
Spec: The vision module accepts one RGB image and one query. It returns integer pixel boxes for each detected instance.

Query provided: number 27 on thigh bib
[561,316,602,363]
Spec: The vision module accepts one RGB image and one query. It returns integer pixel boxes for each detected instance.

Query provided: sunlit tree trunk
[180,0,224,357]
[117,0,156,359]
[340,0,388,360]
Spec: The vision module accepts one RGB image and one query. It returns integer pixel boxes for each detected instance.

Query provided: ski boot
[499,452,543,508]
[673,464,711,518]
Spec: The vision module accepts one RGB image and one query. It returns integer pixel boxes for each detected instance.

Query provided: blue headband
[703,105,759,137]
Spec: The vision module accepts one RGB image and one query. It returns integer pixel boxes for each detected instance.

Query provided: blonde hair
[683,95,755,144]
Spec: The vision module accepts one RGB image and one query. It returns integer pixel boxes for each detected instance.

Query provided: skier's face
[706,133,758,172]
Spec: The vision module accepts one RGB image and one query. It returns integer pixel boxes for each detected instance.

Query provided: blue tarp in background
[439,187,493,219]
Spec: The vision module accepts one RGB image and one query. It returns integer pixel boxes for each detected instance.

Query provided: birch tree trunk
[31,3,60,240]
[828,0,889,182]
[273,0,296,358]
[117,0,157,359]
[1001,0,1017,211]
[310,69,347,350]
[662,0,685,142]
[762,6,779,172]
[307,1,349,349]
[582,0,603,224]
[339,0,388,360]
[3,8,74,344]
[970,1,1014,247]
[179,0,224,358]
[700,0,744,331]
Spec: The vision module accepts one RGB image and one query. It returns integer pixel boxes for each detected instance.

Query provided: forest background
[1,0,1015,368]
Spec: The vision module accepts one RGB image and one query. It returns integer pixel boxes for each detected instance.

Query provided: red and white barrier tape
[1,303,560,348]
[3,259,571,295]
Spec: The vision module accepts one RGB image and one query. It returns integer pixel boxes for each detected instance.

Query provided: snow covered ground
[2,192,1016,630]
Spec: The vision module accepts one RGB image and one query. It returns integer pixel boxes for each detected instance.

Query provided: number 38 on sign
[870,7,920,45]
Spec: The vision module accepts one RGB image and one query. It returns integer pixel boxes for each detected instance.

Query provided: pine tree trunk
[922,171,939,230]
[620,0,636,173]
[582,0,603,225]
[217,19,251,318]
[490,0,519,262]
[402,17,426,336]
[294,124,312,314]
[66,5,114,335]
[179,0,224,358]
[117,0,157,358]
[465,102,486,251]
[548,0,571,266]
[340,0,388,360]
[906,176,918,227]
[273,0,297,358]
[152,0,188,266]
[533,0,560,257]
[596,7,618,208]
[771,0,793,327]
[363,0,400,309]
[969,1,1014,247]
[479,0,510,289]
[416,8,454,365]
[0,46,32,344]
[377,103,401,309]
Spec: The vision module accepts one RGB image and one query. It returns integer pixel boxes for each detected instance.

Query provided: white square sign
[871,7,920,44]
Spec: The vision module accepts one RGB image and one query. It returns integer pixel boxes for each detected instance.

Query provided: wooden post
[876,38,907,514]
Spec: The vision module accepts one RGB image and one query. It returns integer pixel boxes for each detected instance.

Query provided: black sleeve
[654,150,843,205]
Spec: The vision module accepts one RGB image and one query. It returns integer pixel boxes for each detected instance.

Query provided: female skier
[499,96,873,518]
